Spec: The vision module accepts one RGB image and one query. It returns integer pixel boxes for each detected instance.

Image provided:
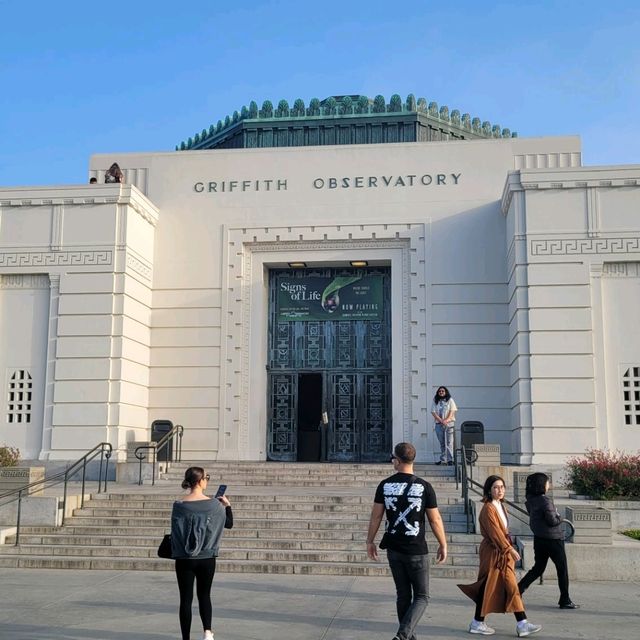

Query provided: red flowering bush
[565,449,640,500]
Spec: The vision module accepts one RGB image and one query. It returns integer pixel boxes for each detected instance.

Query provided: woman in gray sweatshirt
[171,466,233,640]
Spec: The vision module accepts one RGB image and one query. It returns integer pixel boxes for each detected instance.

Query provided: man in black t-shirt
[367,442,447,640]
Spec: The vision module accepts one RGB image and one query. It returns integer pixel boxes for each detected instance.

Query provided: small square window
[6,369,32,426]
[622,367,640,428]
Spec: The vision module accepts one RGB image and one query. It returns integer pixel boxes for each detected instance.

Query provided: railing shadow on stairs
[0,442,112,546]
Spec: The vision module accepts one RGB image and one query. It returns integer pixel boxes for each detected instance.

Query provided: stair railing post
[15,489,23,546]
[61,469,69,526]
[152,443,157,486]
[98,446,104,494]
[103,444,111,493]
[81,458,87,509]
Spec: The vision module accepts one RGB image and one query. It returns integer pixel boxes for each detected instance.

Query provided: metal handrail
[0,442,112,546]
[135,424,183,486]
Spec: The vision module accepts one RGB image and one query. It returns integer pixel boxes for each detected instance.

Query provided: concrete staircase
[0,463,480,578]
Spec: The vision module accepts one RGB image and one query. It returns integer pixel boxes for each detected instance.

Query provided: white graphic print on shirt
[383,481,424,537]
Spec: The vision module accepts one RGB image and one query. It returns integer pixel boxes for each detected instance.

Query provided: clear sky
[1,0,639,187]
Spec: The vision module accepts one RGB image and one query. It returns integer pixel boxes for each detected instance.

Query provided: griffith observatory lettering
[192,172,461,193]
[312,173,461,189]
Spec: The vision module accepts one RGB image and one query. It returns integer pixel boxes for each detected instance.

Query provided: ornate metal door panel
[267,267,391,462]
[361,372,391,461]
[326,371,391,462]
[328,373,359,461]
[268,373,297,461]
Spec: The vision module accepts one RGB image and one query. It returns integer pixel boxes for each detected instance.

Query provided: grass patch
[621,529,640,541]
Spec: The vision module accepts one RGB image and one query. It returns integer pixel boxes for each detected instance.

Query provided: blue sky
[1,0,639,186]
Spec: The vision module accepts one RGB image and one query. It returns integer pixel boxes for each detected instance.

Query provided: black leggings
[175,557,216,640]
[474,578,526,623]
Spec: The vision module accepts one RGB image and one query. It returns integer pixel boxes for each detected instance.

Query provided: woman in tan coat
[458,475,542,637]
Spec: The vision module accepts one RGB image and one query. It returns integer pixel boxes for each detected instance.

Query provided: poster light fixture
[350,260,368,267]
[288,261,307,268]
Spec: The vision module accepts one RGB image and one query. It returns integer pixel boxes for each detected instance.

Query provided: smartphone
[215,484,227,498]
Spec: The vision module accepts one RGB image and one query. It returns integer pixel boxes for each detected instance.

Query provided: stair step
[0,555,479,579]
[0,462,481,576]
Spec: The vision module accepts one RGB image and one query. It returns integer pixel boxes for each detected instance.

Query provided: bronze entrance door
[267,267,391,462]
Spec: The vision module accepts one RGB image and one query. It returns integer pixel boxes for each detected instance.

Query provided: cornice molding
[501,166,640,215]
[0,185,159,228]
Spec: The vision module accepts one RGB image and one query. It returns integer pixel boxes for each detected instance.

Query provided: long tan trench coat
[458,501,524,616]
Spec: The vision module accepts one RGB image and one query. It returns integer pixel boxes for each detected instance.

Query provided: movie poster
[277,275,383,321]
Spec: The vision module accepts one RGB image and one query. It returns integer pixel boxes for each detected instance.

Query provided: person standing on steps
[430,386,457,465]
[517,472,579,610]
[171,467,233,640]
[366,442,448,640]
[458,475,542,637]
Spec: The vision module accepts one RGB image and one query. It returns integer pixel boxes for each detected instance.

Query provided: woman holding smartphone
[171,467,233,640]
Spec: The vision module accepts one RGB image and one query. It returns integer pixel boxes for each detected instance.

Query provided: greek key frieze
[473,444,500,453]
[0,250,112,268]
[573,512,611,522]
[531,237,640,256]
[0,469,30,478]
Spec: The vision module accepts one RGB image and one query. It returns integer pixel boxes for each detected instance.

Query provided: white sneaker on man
[203,631,214,640]
[469,619,495,635]
[516,620,542,637]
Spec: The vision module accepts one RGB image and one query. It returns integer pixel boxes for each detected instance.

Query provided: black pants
[387,550,430,640]
[518,537,570,605]
[175,557,216,640]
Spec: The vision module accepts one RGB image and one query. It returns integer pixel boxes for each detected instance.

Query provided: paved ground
[0,569,638,640]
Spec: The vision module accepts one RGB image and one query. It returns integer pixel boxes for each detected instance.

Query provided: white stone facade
[0,135,638,464]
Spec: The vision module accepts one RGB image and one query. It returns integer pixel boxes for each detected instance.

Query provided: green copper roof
[176,93,517,151]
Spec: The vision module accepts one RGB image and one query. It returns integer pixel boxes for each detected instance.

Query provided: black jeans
[518,537,570,605]
[175,557,216,640]
[387,549,430,640]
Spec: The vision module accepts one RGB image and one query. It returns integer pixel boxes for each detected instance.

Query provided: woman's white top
[430,398,458,425]
[492,499,508,530]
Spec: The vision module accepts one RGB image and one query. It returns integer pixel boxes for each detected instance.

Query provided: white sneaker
[203,632,214,640]
[516,621,541,637]
[469,619,496,635]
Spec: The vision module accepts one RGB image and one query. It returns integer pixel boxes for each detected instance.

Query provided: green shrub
[0,445,20,467]
[621,529,640,541]
[565,448,640,500]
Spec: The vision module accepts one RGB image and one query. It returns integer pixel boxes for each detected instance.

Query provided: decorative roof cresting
[176,93,517,150]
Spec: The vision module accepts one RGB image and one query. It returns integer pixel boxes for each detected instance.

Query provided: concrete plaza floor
[0,569,638,640]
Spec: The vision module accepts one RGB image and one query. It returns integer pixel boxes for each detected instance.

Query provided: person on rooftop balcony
[104,162,124,183]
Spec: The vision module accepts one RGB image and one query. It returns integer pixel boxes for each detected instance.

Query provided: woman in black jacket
[171,467,233,640]
[517,472,579,609]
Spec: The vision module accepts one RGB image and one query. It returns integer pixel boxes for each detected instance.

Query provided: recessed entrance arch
[267,266,391,462]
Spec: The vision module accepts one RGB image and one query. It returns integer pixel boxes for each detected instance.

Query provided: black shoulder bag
[157,534,172,559]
